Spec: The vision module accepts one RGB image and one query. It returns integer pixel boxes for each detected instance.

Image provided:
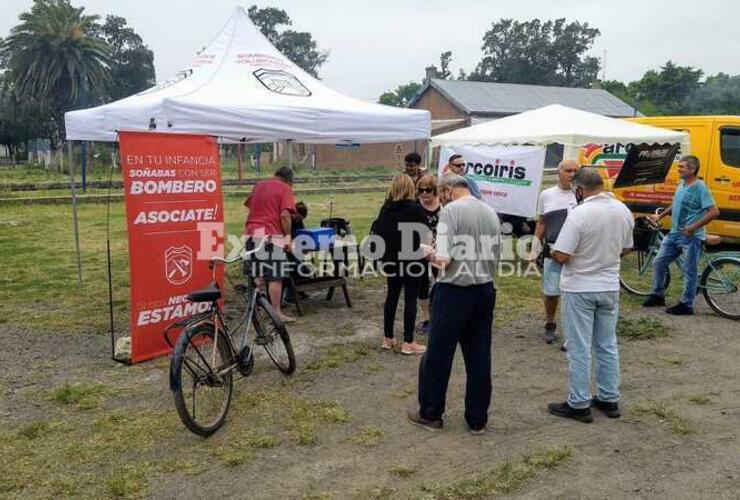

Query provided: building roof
[412,79,639,118]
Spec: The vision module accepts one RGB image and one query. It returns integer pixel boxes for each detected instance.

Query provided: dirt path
[1,282,738,499]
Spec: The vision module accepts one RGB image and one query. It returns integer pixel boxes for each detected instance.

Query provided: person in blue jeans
[548,168,634,423]
[642,155,720,315]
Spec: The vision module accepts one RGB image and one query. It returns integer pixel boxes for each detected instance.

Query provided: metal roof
[413,79,639,118]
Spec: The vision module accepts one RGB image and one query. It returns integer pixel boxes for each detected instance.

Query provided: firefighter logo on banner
[165,245,193,285]
[253,68,312,97]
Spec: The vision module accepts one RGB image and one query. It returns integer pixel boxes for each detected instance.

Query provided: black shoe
[407,408,443,431]
[543,322,557,344]
[547,402,593,423]
[666,302,694,315]
[591,398,621,418]
[642,295,666,307]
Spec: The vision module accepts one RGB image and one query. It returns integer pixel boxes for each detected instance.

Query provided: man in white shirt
[533,160,578,344]
[548,168,634,423]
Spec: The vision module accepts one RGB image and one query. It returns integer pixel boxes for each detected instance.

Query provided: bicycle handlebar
[209,237,271,267]
[643,217,662,230]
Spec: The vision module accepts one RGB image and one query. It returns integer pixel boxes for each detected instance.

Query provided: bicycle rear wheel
[620,249,670,296]
[701,257,740,320]
[171,322,234,436]
[253,296,296,375]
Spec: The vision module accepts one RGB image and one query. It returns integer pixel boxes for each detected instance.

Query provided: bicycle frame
[165,239,270,379]
[632,221,739,293]
[206,263,267,378]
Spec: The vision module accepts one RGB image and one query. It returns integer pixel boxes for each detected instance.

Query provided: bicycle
[165,238,296,436]
[619,215,740,320]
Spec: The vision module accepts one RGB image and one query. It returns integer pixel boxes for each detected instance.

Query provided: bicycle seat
[186,281,222,303]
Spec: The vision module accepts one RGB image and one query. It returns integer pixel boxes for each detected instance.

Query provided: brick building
[295,69,637,171]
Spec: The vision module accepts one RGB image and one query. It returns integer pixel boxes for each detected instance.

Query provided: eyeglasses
[451,163,465,168]
[418,187,435,194]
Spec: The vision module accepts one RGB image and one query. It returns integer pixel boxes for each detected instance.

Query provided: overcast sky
[2,0,739,101]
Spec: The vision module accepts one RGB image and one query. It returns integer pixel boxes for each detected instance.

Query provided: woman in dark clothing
[416,174,441,335]
[374,174,430,355]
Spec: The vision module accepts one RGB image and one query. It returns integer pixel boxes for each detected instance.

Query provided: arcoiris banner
[439,145,546,218]
[119,131,224,363]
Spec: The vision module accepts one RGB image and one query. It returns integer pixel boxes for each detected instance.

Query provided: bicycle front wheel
[701,257,740,320]
[620,249,669,296]
[253,296,296,375]
[171,322,234,437]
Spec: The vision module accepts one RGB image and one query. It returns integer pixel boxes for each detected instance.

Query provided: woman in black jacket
[374,174,430,355]
[416,174,441,336]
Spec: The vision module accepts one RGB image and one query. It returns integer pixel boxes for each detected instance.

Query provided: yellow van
[578,116,740,240]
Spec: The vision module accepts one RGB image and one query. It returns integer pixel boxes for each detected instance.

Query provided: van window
[720,128,740,168]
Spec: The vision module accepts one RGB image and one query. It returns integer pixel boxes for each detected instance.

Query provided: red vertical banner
[119,132,225,363]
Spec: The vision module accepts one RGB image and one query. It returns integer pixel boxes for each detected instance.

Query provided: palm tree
[3,0,111,141]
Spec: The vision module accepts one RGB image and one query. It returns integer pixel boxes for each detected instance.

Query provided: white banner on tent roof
[65,7,430,143]
[439,145,546,218]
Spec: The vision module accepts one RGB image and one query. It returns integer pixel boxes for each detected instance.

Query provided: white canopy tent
[65,6,430,144]
[431,104,689,158]
[62,6,430,287]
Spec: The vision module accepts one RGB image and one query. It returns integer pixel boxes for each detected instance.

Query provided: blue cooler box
[294,227,336,250]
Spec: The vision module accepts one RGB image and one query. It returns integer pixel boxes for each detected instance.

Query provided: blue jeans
[650,232,702,307]
[561,291,620,409]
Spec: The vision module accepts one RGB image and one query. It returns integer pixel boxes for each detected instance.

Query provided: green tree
[98,15,155,100]
[629,61,703,115]
[691,73,740,114]
[0,73,56,158]
[469,18,600,87]
[2,0,111,141]
[378,81,422,107]
[247,5,328,78]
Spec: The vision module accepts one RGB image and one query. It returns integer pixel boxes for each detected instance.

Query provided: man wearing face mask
[444,154,483,200]
[642,155,720,315]
[532,160,579,344]
[547,168,634,423]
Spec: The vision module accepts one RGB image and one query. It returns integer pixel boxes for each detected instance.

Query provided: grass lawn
[0,191,389,334]
[0,186,640,335]
[0,160,399,185]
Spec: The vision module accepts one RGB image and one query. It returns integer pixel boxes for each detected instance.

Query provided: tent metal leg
[425,139,432,172]
[69,141,83,283]
[287,139,293,170]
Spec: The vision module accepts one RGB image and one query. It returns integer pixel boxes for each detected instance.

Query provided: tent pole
[425,139,432,172]
[81,141,87,192]
[236,143,243,187]
[287,139,293,170]
[69,141,83,283]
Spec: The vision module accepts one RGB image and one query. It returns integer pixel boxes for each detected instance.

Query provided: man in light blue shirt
[643,155,720,315]
[445,154,483,200]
